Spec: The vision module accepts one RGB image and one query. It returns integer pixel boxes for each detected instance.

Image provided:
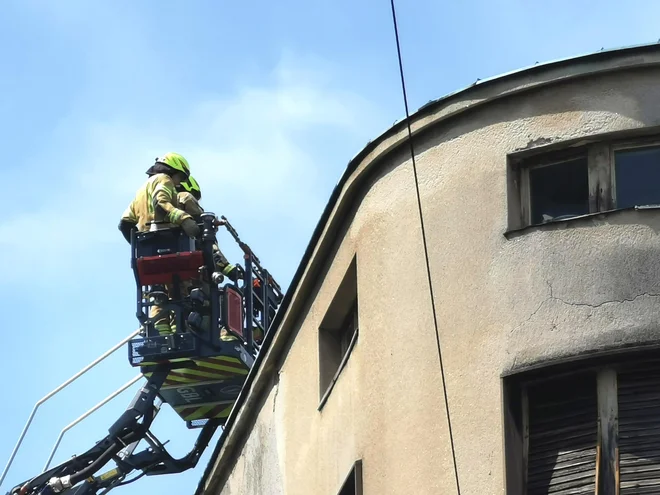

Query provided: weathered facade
[197,44,660,495]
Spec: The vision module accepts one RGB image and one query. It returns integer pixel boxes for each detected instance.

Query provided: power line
[387,2,462,493]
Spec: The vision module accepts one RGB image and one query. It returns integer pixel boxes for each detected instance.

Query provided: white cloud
[0,54,382,286]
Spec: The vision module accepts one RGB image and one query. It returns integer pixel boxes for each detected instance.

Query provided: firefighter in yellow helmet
[175,176,259,342]
[119,152,199,335]
[119,152,199,241]
[176,176,239,281]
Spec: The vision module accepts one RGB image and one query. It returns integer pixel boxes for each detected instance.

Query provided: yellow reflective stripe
[145,182,153,215]
[174,400,235,420]
[195,363,248,375]
[207,356,243,365]
[199,357,248,374]
[168,374,197,383]
[191,406,216,420]
[181,405,214,421]
[210,405,233,419]
[196,360,235,371]
[170,357,193,363]
[174,400,235,409]
[168,209,184,223]
[142,371,198,384]
[177,368,229,380]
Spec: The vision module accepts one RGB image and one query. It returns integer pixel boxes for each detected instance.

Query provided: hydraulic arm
[4,214,282,495]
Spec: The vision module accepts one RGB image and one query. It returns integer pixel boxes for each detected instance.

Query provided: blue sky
[1,0,660,494]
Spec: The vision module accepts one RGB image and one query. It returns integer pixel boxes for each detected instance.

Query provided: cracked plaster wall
[214,65,660,495]
[412,66,660,493]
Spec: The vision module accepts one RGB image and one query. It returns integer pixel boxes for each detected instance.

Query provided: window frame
[339,302,359,357]
[318,256,359,410]
[337,460,363,495]
[503,351,660,495]
[510,133,660,230]
[505,367,615,495]
[610,137,660,209]
[520,153,591,226]
[318,301,359,409]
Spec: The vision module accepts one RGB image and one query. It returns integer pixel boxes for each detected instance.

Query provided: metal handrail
[42,374,143,472]
[0,329,140,488]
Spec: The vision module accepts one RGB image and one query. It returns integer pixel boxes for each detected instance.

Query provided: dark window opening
[617,362,660,494]
[615,146,660,209]
[339,303,358,357]
[319,257,358,405]
[338,460,363,495]
[529,157,589,225]
[526,374,598,495]
[504,353,660,495]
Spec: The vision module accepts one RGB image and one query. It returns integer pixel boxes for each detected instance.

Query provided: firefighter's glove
[181,218,201,238]
[226,266,242,282]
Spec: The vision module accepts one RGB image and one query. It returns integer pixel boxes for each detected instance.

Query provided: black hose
[69,442,122,486]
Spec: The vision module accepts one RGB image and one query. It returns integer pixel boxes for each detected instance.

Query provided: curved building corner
[197,42,660,495]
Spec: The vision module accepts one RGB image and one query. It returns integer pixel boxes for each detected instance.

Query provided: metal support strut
[5,216,283,495]
[7,368,170,495]
[42,375,143,472]
[0,330,140,490]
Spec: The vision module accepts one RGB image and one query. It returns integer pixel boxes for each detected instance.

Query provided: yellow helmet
[155,152,191,177]
[180,175,201,200]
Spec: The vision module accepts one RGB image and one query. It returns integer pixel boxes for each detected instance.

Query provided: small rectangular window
[338,460,363,495]
[529,157,590,225]
[319,257,358,405]
[615,145,660,209]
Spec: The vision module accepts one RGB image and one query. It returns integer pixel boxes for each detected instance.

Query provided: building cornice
[196,41,660,494]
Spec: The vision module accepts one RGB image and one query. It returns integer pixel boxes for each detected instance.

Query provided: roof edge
[196,41,660,494]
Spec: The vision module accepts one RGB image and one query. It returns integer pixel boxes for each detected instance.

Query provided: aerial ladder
[4,212,283,495]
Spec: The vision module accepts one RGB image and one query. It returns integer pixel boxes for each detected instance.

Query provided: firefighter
[119,152,199,335]
[175,176,259,342]
[175,175,238,281]
[118,152,199,241]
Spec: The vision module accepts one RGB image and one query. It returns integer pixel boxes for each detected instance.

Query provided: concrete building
[195,43,660,495]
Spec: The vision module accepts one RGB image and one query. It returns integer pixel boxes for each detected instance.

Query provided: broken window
[528,158,590,225]
[615,145,660,209]
[510,133,660,230]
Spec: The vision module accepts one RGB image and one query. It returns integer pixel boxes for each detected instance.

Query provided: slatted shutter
[618,362,660,494]
[526,374,598,495]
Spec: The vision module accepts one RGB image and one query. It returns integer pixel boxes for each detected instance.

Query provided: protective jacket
[177,191,236,277]
[119,174,192,242]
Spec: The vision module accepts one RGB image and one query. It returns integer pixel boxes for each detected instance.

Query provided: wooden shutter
[618,362,660,494]
[526,374,598,495]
